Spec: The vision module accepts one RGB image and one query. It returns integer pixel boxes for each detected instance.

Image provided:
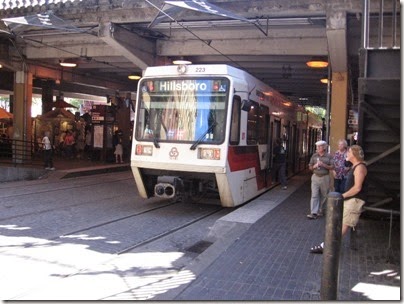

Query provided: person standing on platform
[307,140,334,219]
[42,131,55,170]
[113,130,123,163]
[332,139,350,193]
[58,131,66,156]
[272,138,287,190]
[84,128,92,160]
[310,145,368,254]
[64,130,75,159]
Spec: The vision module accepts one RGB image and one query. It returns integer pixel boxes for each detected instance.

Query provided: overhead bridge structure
[0,0,400,215]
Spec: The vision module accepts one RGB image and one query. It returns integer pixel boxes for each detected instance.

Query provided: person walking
[307,140,334,219]
[333,139,350,193]
[310,145,368,253]
[42,131,55,170]
[272,138,287,189]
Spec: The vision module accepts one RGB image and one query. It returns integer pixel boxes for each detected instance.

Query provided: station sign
[91,105,105,123]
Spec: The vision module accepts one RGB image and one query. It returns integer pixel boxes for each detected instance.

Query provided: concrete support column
[326,6,348,152]
[13,71,33,163]
[116,94,131,161]
[42,79,55,114]
[329,72,348,152]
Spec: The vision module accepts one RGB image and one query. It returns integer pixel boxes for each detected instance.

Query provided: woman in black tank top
[344,162,367,201]
[342,145,368,203]
[310,145,368,254]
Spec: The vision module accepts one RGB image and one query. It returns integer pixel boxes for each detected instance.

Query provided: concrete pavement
[2,160,400,300]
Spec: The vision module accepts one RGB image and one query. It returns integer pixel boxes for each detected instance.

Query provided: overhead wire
[144,0,245,70]
[5,2,250,76]
[3,18,134,75]
[21,35,135,74]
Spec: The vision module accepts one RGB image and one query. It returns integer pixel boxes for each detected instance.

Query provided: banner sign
[165,0,252,23]
[2,12,87,33]
[149,0,254,28]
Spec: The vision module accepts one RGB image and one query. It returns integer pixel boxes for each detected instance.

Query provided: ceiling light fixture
[0,63,2,68]
[128,74,141,80]
[320,76,331,84]
[59,59,77,68]
[306,57,328,68]
[172,58,192,65]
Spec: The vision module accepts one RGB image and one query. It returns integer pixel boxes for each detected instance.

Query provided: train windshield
[136,78,229,143]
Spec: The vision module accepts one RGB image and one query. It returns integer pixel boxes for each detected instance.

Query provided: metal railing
[362,0,401,49]
[0,138,43,167]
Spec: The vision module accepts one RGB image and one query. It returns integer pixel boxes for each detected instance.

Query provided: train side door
[243,100,269,198]
[271,119,282,183]
[290,124,298,173]
[272,119,282,146]
[257,104,269,171]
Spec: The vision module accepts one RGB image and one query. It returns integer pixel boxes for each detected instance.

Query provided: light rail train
[131,64,322,207]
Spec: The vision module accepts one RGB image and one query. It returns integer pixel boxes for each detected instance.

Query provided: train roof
[143,64,244,78]
[142,64,306,113]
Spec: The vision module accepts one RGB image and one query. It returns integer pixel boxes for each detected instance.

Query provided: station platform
[17,160,401,300]
[166,172,401,301]
[41,157,131,180]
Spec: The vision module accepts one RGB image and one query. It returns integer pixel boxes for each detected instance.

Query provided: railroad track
[53,201,224,255]
[116,207,224,255]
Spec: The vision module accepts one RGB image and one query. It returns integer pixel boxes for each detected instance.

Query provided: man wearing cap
[307,140,334,219]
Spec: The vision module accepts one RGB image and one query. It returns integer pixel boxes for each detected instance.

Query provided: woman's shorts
[343,197,365,228]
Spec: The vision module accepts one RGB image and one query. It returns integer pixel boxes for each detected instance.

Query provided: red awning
[0,108,13,120]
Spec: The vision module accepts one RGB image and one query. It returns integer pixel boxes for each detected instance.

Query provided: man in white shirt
[307,140,334,219]
[42,131,55,170]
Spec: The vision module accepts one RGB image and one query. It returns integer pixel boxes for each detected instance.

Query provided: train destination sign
[144,79,229,93]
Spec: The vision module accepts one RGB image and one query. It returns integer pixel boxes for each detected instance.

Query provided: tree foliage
[305,106,326,118]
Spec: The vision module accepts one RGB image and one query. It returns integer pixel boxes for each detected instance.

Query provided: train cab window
[258,105,269,144]
[247,100,259,145]
[230,96,241,145]
[135,78,229,144]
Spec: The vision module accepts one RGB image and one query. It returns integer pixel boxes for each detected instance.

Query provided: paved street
[0,167,400,300]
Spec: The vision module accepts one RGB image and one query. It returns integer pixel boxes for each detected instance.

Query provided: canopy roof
[0,108,13,120]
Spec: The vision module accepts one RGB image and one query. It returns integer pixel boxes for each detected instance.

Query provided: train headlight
[198,148,221,160]
[155,185,165,196]
[136,144,153,156]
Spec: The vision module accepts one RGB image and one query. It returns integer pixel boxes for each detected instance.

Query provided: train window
[258,105,269,144]
[273,120,281,141]
[283,124,290,154]
[135,78,229,143]
[302,129,307,154]
[230,96,241,145]
[247,100,259,145]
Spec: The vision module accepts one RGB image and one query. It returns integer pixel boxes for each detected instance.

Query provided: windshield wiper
[153,136,160,148]
[190,122,216,150]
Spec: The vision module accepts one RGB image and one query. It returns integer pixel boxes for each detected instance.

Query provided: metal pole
[320,192,344,300]
[378,0,384,48]
[362,0,370,49]
[325,63,331,144]
[392,0,397,47]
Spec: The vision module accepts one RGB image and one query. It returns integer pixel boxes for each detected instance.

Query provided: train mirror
[241,99,253,111]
